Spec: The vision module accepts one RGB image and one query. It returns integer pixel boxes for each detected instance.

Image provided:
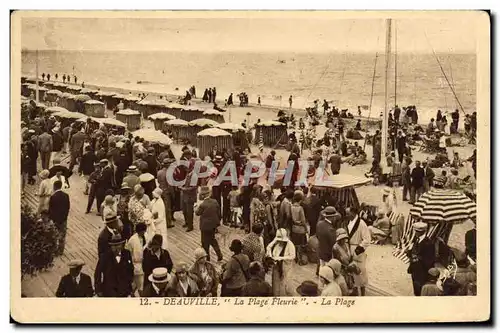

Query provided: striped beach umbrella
[409,189,476,224]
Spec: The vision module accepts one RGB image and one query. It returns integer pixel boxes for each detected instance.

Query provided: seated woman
[349,148,367,166]
[368,211,391,244]
[341,148,357,164]
[451,151,464,169]
[364,159,382,185]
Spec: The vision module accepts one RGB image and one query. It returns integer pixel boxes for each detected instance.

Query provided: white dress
[151,197,168,249]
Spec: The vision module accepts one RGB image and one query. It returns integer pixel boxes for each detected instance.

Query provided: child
[352,246,368,296]
[228,186,241,228]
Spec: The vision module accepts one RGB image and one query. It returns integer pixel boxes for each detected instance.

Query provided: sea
[21,50,476,124]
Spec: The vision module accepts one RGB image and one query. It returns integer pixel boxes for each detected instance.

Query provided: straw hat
[322,206,338,217]
[428,267,440,278]
[148,267,171,284]
[68,259,85,268]
[174,262,189,274]
[336,228,348,241]
[413,222,428,232]
[319,266,334,283]
[104,214,118,225]
[127,165,138,172]
[194,248,208,261]
[120,182,132,191]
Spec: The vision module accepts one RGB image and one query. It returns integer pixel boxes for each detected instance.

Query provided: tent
[116,109,142,130]
[123,95,141,110]
[84,100,106,118]
[137,99,170,118]
[45,106,70,115]
[197,128,233,159]
[96,91,119,110]
[165,102,184,119]
[72,94,92,113]
[163,118,189,142]
[255,120,288,147]
[75,116,126,134]
[132,128,173,147]
[202,109,225,123]
[148,112,176,131]
[187,118,218,145]
[45,89,63,103]
[53,110,86,128]
[217,122,249,150]
[179,105,204,122]
[66,86,82,95]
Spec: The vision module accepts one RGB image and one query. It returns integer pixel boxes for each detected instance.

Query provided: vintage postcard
[10,10,490,323]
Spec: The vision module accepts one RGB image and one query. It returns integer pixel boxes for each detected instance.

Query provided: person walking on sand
[62,74,66,84]
[258,96,261,106]
[289,95,293,109]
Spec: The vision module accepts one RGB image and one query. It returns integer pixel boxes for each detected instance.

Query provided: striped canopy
[409,189,476,224]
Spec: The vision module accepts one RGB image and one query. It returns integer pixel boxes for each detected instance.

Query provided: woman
[151,188,168,249]
[250,188,268,234]
[189,248,219,297]
[327,259,349,296]
[319,265,343,296]
[142,234,174,290]
[266,228,296,296]
[117,182,133,240]
[169,262,200,297]
[290,191,308,265]
[37,169,52,214]
[128,184,151,226]
[221,239,250,297]
[139,167,156,200]
[332,228,355,292]
[262,191,277,247]
[101,195,117,220]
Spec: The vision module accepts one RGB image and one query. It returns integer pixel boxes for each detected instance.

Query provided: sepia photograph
[10,10,490,323]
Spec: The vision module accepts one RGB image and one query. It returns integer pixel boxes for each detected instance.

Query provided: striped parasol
[258,127,264,151]
[409,189,476,224]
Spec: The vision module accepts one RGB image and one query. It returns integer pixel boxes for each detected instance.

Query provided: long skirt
[271,264,291,296]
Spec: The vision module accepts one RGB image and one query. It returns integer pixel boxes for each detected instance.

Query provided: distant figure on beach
[322,99,329,115]
[62,74,66,83]
[55,73,58,81]
[289,95,293,109]
[212,87,217,103]
[258,96,261,106]
[74,76,78,84]
[207,88,212,103]
[227,93,233,106]
[202,89,208,102]
[358,106,362,117]
[47,73,51,81]
[42,73,45,81]
[82,82,85,88]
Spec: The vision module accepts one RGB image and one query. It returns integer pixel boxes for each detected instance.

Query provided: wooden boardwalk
[20,155,394,297]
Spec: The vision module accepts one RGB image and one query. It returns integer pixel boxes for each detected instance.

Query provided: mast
[35,49,39,103]
[381,19,392,171]
[394,21,397,107]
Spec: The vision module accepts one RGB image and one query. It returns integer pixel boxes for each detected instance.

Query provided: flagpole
[35,49,39,103]
[381,19,392,173]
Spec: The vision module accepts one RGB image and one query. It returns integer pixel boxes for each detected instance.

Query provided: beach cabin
[202,109,225,123]
[180,105,204,122]
[96,91,118,110]
[52,82,68,93]
[84,100,106,118]
[26,84,48,101]
[187,118,218,145]
[72,94,92,113]
[43,82,56,90]
[116,109,142,131]
[76,116,127,135]
[66,86,82,95]
[137,100,169,118]
[21,76,27,84]
[165,102,184,119]
[216,123,249,151]
[148,112,176,131]
[310,174,371,210]
[254,120,288,147]
[163,118,189,142]
[80,88,100,100]
[59,92,74,110]
[123,95,141,110]
[110,93,126,110]
[21,83,31,97]
[197,128,233,160]
[45,90,63,104]
[45,106,70,116]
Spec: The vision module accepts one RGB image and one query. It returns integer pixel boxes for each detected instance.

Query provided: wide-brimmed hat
[428,267,440,277]
[108,233,126,245]
[120,182,132,191]
[148,267,171,284]
[296,280,319,297]
[319,266,334,283]
[127,165,138,172]
[68,259,85,268]
[153,188,163,198]
[322,206,338,217]
[413,222,428,232]
[194,248,208,261]
[104,214,118,225]
[336,228,348,241]
[199,186,211,200]
[174,262,189,274]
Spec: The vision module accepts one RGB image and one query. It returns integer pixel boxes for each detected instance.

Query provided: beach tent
[96,91,119,109]
[84,100,106,118]
[179,105,204,122]
[123,95,141,110]
[148,112,176,131]
[254,120,288,147]
[80,88,100,100]
[132,128,173,147]
[21,83,31,97]
[187,118,218,145]
[65,85,82,95]
[165,102,185,119]
[76,116,126,135]
[163,118,189,142]
[59,92,75,110]
[137,100,170,118]
[309,174,371,210]
[26,84,48,101]
[45,90,63,103]
[197,128,233,159]
[72,94,92,113]
[202,109,225,123]
[116,109,142,130]
[217,122,249,150]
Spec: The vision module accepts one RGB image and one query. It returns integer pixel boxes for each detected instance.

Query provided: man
[86,162,101,214]
[328,150,342,175]
[123,165,141,190]
[97,214,122,258]
[406,222,435,296]
[241,262,272,296]
[394,105,401,123]
[144,147,158,175]
[48,180,70,255]
[48,158,72,189]
[142,234,174,290]
[410,161,425,204]
[289,95,293,109]
[420,267,442,296]
[195,186,223,262]
[422,161,435,192]
[346,206,371,296]
[55,259,94,297]
[157,158,175,228]
[125,222,149,297]
[316,207,339,267]
[79,146,97,195]
[142,267,172,297]
[180,160,197,232]
[396,131,406,163]
[465,221,476,262]
[96,159,114,214]
[37,128,53,170]
[401,156,412,201]
[68,127,86,172]
[426,118,436,136]
[94,234,134,297]
[241,223,265,262]
[302,187,323,236]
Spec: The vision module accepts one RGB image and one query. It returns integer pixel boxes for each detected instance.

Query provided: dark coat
[48,190,70,226]
[52,132,64,152]
[196,198,221,231]
[142,248,174,289]
[241,277,272,296]
[142,283,169,297]
[408,237,436,283]
[465,228,476,261]
[98,166,114,191]
[315,220,336,262]
[56,273,94,297]
[79,151,97,175]
[411,166,425,188]
[302,195,323,235]
[97,227,115,258]
[49,165,72,186]
[94,249,134,297]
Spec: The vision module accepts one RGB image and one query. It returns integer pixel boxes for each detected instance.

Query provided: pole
[381,18,392,172]
[35,49,39,103]
[394,21,398,107]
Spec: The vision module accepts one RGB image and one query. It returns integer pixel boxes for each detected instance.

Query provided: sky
[20,14,480,53]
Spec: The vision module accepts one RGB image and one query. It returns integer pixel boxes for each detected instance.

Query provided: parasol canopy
[189,118,218,127]
[73,94,92,102]
[409,189,476,224]
[76,116,126,128]
[148,113,176,121]
[164,119,188,126]
[197,128,232,137]
[53,111,86,119]
[132,128,173,146]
